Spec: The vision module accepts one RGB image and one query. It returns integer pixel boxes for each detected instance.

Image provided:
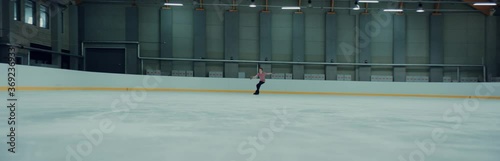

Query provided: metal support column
[125,7,139,74]
[69,5,79,70]
[224,11,239,78]
[359,14,371,81]
[160,8,173,75]
[485,17,497,81]
[429,14,444,82]
[325,12,338,80]
[193,9,206,77]
[260,11,272,78]
[292,12,305,79]
[51,4,62,68]
[393,14,406,82]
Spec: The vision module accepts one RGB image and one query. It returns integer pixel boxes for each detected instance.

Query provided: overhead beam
[463,0,496,16]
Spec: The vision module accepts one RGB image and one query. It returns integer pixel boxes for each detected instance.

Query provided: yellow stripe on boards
[1,86,499,100]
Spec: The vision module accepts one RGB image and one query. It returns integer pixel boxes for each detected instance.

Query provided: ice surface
[0,91,500,161]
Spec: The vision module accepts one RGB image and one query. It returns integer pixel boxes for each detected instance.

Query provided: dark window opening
[29,44,52,66]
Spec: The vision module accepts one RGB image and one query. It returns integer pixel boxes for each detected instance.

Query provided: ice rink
[1,91,500,161]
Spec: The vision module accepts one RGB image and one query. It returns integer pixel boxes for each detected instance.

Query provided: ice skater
[251,67,272,95]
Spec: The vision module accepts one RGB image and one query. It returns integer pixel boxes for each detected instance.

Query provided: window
[40,5,49,28]
[24,0,36,25]
[13,0,20,21]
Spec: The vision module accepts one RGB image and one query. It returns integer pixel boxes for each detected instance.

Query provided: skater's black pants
[255,81,265,94]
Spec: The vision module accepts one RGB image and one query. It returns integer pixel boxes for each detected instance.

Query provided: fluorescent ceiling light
[282,6,301,10]
[416,3,424,12]
[353,4,360,10]
[164,3,183,6]
[473,2,497,6]
[384,9,403,12]
[250,0,256,7]
[359,0,379,3]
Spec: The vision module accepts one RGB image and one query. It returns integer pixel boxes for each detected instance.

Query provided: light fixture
[383,9,403,12]
[353,5,360,10]
[473,2,497,6]
[282,6,301,10]
[359,0,379,3]
[416,3,424,12]
[249,0,256,7]
[164,3,183,6]
[353,0,360,10]
[308,0,313,8]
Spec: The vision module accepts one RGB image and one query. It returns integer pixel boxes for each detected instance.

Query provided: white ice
[1,91,500,161]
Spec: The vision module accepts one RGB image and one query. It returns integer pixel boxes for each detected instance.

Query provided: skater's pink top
[256,72,267,82]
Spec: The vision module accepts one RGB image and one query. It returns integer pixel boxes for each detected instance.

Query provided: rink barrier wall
[1,64,500,99]
[1,86,500,99]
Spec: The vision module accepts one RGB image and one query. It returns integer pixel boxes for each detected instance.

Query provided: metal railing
[0,43,83,58]
[0,43,83,67]
[138,56,486,82]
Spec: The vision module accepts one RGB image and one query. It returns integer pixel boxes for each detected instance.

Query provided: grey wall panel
[1,0,12,42]
[293,13,305,62]
[430,15,444,82]
[325,14,337,63]
[497,17,500,77]
[82,4,126,41]
[69,5,79,70]
[126,7,139,41]
[224,63,239,78]
[224,11,239,78]
[393,15,406,82]
[194,10,206,59]
[325,13,337,80]
[51,5,62,67]
[359,14,371,81]
[160,9,173,75]
[125,7,138,74]
[293,13,305,79]
[293,65,305,79]
[194,62,206,77]
[78,5,86,70]
[260,12,272,79]
[126,44,138,74]
[260,12,272,61]
[224,11,239,60]
[78,5,85,45]
[325,66,338,80]
[194,10,206,77]
[485,17,497,80]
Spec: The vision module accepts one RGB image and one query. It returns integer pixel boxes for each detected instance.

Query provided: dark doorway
[85,48,126,74]
[61,55,70,69]
[61,49,70,69]
[30,44,52,65]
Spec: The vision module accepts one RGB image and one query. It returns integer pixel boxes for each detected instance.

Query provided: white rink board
[0,64,500,97]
